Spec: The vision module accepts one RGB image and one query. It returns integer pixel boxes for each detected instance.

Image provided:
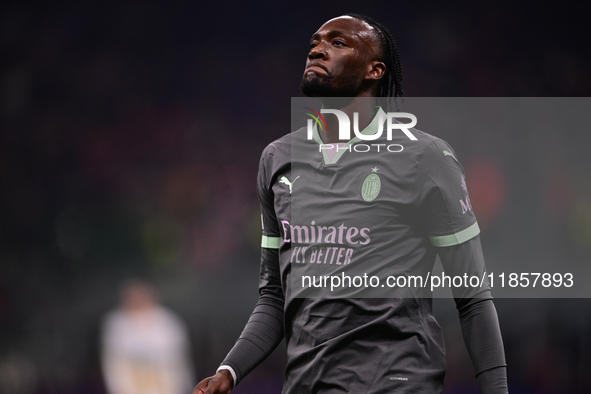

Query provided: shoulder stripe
[429,222,480,247]
[261,235,281,249]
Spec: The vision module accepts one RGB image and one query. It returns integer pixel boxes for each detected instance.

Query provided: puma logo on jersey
[279,176,300,193]
[443,150,459,163]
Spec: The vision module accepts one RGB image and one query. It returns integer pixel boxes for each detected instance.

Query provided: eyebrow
[311,30,348,40]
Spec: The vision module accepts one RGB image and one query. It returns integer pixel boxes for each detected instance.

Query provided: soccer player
[194,14,508,394]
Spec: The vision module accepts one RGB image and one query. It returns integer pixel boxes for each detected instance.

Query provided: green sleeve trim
[261,235,281,249]
[429,222,480,247]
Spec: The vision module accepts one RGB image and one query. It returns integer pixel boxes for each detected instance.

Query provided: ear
[366,61,386,81]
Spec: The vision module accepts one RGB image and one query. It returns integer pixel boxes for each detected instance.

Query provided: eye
[310,42,318,49]
[333,40,346,46]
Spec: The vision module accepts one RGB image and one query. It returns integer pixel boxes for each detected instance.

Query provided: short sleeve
[257,145,281,249]
[418,139,480,247]
[256,145,284,298]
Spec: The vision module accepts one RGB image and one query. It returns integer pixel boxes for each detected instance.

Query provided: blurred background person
[100,279,194,394]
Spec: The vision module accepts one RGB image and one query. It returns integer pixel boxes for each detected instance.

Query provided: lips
[305,62,328,73]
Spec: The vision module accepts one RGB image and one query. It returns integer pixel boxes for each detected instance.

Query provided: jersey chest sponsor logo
[361,167,381,202]
[280,220,371,266]
[280,220,370,245]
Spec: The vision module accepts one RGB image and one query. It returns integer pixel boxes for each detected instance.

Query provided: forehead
[312,16,377,43]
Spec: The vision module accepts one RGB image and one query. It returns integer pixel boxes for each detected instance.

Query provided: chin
[301,73,360,98]
[300,78,323,97]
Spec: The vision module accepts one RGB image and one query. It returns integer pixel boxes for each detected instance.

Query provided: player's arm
[193,260,285,394]
[437,236,508,394]
[194,147,285,394]
[419,140,507,393]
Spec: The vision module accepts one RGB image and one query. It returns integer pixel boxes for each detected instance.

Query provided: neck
[319,96,377,143]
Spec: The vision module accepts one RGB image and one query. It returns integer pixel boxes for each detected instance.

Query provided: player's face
[301,16,381,97]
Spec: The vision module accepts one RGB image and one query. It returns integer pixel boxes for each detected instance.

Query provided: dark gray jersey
[256,108,489,393]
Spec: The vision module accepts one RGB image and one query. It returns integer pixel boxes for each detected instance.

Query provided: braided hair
[345,13,404,99]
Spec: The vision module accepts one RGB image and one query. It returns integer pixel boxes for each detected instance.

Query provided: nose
[308,42,328,60]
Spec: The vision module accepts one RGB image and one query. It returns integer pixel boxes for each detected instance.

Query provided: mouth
[305,63,328,73]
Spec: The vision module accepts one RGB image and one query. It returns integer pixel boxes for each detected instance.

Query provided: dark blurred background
[1,0,591,393]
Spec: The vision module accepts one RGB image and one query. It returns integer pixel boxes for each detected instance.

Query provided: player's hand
[193,370,234,394]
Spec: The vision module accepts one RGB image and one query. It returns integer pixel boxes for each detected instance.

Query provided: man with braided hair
[194,14,508,394]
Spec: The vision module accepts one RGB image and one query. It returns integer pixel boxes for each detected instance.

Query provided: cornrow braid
[345,13,404,100]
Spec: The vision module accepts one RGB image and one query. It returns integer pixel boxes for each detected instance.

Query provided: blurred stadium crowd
[1,1,591,393]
